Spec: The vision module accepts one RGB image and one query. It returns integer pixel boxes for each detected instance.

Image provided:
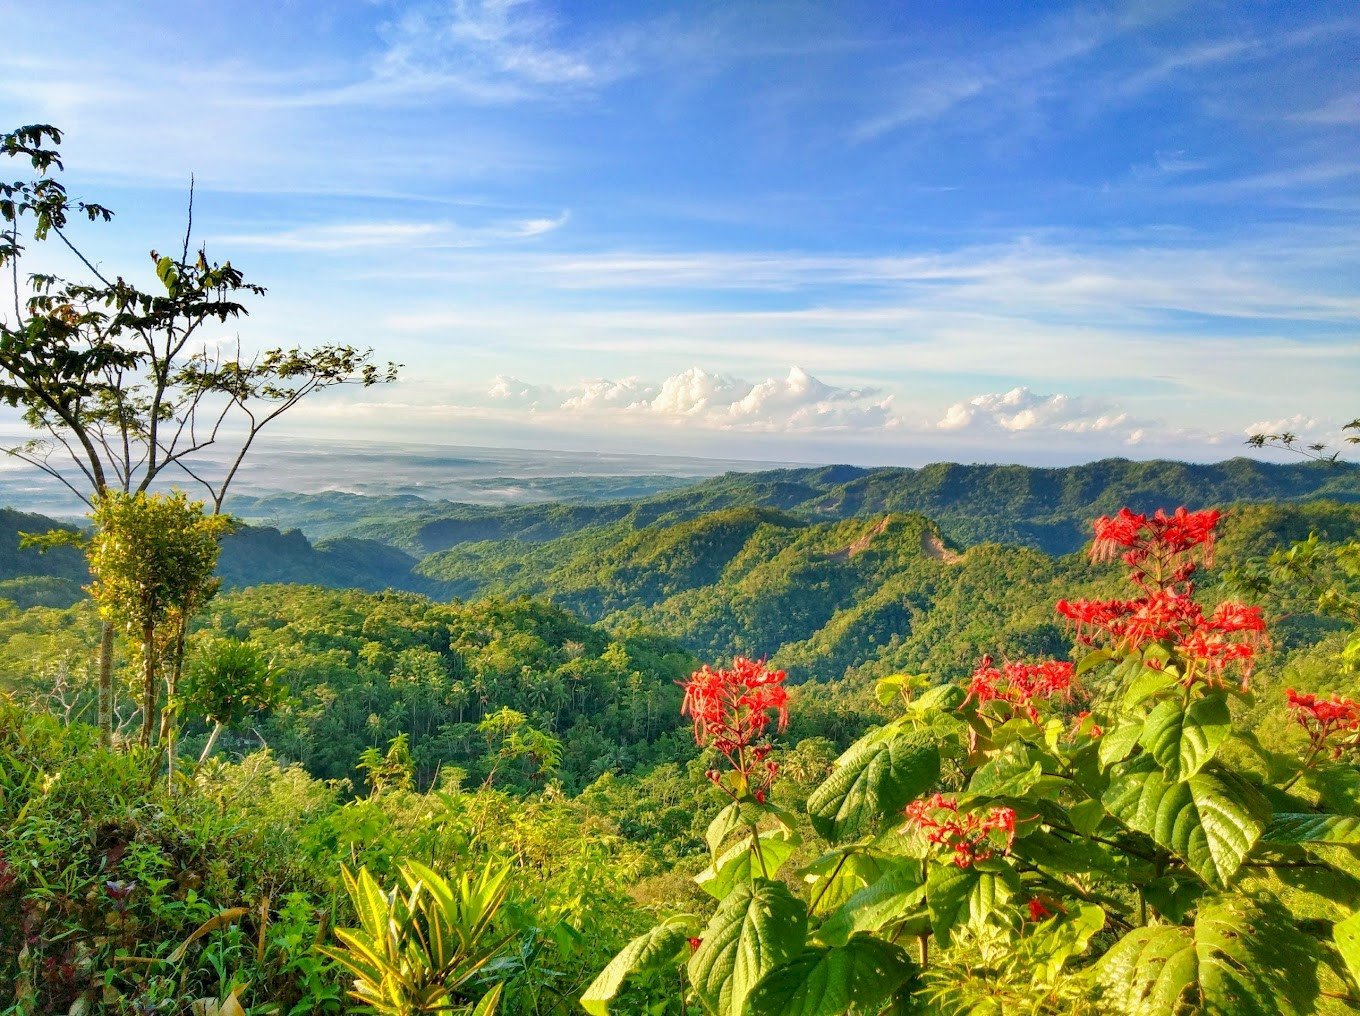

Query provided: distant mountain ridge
[287,456,1360,557]
[2,457,1357,681]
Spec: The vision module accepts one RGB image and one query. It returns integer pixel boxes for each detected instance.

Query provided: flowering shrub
[963,656,1076,722]
[586,506,1360,1016]
[680,656,788,803]
[1286,687,1360,759]
[1057,507,1267,687]
[904,793,1017,868]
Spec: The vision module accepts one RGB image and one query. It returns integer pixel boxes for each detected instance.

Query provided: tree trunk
[197,721,223,766]
[159,621,187,787]
[98,621,114,747]
[138,622,157,748]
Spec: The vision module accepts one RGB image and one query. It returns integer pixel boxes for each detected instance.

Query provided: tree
[181,635,285,765]
[0,124,398,744]
[86,491,233,748]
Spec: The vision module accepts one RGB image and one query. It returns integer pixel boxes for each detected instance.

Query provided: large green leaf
[707,802,763,859]
[1262,813,1360,846]
[1103,759,1269,887]
[746,936,913,1016]
[1098,722,1143,770]
[581,918,693,1016]
[696,830,799,900]
[1336,910,1360,991]
[806,732,940,842]
[818,866,926,947]
[1139,696,1231,781]
[925,862,1018,947]
[1096,897,1324,1015]
[688,880,808,1016]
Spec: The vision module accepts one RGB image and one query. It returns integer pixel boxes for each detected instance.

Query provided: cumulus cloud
[475,366,897,432]
[485,375,557,408]
[936,387,1137,440]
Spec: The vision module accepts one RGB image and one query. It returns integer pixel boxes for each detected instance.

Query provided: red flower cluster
[1093,507,1220,584]
[964,656,1076,722]
[1286,688,1360,757]
[1027,898,1052,922]
[680,657,788,801]
[904,793,1017,869]
[1057,508,1267,688]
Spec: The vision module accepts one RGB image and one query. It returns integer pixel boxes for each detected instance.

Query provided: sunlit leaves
[746,935,913,1016]
[580,917,694,1016]
[688,880,808,1016]
[1138,695,1231,781]
[1103,758,1269,887]
[806,732,939,842]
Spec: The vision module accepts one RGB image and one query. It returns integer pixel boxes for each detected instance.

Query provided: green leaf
[696,830,799,900]
[804,851,885,917]
[925,864,976,947]
[1098,723,1142,770]
[1103,759,1269,887]
[581,918,693,1016]
[689,880,808,1016]
[1139,696,1231,781]
[1076,648,1114,676]
[1336,910,1360,991]
[1096,897,1326,1015]
[1015,830,1123,875]
[706,802,761,859]
[806,732,940,842]
[967,752,1042,798]
[1028,903,1106,982]
[910,683,965,714]
[1068,797,1106,837]
[1141,875,1205,923]
[925,862,1017,947]
[818,866,926,947]
[746,936,913,1016]
[1123,663,1180,707]
[875,672,929,707]
[1263,813,1360,846]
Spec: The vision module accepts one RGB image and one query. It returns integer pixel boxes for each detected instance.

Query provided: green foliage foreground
[0,702,653,1014]
[588,508,1360,1015]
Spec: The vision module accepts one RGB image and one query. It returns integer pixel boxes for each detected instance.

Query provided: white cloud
[650,368,747,415]
[213,213,568,252]
[461,366,899,433]
[361,0,638,105]
[560,377,654,411]
[936,388,1136,440]
[486,375,556,408]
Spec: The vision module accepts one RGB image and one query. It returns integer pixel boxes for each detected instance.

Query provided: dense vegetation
[2,124,1357,1016]
[0,481,1354,1011]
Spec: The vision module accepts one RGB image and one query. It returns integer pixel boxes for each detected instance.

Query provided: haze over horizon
[1,1,1356,468]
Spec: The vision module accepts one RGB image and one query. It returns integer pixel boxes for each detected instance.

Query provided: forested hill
[231,457,1360,557]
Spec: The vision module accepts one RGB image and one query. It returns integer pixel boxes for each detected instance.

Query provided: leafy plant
[322,860,514,1015]
[588,506,1360,1014]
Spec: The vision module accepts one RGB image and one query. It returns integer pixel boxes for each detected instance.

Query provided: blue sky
[1,0,1357,468]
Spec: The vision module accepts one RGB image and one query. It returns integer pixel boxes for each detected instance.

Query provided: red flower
[964,656,1077,722]
[904,794,1017,868]
[1027,898,1052,922]
[1058,510,1265,689]
[1286,688,1360,757]
[680,657,788,800]
[688,937,703,953]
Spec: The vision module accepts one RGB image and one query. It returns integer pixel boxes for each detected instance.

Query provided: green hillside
[327,457,1360,557]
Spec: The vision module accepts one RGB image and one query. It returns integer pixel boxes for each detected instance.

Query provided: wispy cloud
[1292,92,1360,125]
[212,213,568,252]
